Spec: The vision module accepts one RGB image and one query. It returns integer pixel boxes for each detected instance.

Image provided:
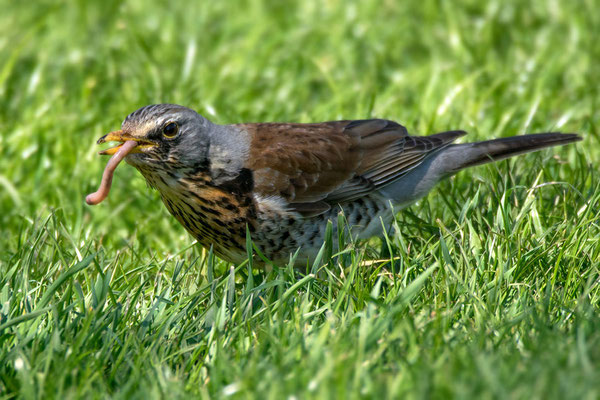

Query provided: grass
[1,0,599,398]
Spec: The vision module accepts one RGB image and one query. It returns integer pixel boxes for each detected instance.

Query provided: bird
[88,104,581,266]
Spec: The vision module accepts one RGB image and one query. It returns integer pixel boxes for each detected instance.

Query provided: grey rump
[102,104,581,266]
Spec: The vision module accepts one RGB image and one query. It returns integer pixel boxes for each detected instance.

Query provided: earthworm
[85,140,138,205]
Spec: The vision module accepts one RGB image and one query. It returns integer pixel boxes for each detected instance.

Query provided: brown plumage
[239,120,465,216]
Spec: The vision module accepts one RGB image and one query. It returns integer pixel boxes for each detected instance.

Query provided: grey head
[119,104,251,183]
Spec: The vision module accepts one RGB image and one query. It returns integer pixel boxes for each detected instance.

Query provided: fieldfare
[87,104,581,266]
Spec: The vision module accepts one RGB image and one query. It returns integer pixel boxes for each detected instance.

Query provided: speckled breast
[136,163,392,265]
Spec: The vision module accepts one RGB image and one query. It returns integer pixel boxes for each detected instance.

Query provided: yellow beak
[96,130,157,155]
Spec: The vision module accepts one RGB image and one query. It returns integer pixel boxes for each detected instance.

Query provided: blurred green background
[1,0,596,249]
[1,0,599,398]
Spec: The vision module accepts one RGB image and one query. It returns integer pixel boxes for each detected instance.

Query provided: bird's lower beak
[96,130,157,155]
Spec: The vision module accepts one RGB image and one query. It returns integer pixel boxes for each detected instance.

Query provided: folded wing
[236,120,465,216]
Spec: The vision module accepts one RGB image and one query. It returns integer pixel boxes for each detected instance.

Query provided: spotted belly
[251,194,392,265]
[143,166,391,265]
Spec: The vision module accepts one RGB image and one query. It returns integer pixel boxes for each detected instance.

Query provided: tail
[449,132,581,171]
[377,131,580,207]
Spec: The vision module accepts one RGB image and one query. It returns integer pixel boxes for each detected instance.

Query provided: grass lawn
[1,0,599,398]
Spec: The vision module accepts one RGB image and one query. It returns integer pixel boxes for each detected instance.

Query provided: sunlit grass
[1,0,599,398]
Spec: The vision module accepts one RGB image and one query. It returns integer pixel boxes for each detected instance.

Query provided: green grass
[1,0,600,398]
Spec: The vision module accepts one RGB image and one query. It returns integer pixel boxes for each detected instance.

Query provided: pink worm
[85,140,138,205]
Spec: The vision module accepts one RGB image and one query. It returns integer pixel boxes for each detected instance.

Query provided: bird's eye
[162,122,179,138]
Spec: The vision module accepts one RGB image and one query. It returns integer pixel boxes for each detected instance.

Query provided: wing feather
[235,120,465,216]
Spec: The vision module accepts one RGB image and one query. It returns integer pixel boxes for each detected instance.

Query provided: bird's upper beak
[96,130,157,155]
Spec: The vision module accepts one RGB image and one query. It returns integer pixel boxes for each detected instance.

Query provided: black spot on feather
[217,168,254,195]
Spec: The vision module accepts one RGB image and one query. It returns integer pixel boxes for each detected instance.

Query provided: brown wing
[236,119,465,216]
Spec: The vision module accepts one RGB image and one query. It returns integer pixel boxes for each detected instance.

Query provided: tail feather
[455,132,581,170]
[378,131,580,207]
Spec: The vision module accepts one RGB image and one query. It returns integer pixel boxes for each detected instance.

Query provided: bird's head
[97,104,215,170]
[96,104,251,188]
